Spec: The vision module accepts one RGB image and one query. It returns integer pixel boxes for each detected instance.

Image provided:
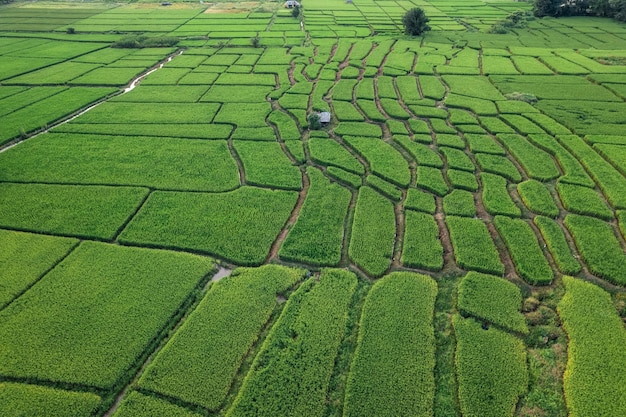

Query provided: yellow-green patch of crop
[0,383,101,417]
[280,168,351,266]
[458,272,528,334]
[227,269,357,417]
[558,277,626,417]
[344,272,437,417]
[349,186,395,277]
[453,315,527,417]
[0,133,239,192]
[0,242,214,388]
[0,183,149,240]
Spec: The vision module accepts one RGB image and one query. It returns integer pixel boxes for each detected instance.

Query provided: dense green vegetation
[227,269,356,417]
[454,315,528,417]
[139,265,304,410]
[558,277,626,417]
[458,272,528,334]
[1,2,626,415]
[0,242,214,388]
[349,186,395,277]
[344,272,437,417]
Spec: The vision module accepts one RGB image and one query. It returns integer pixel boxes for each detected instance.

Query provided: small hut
[284,0,300,8]
[319,111,331,124]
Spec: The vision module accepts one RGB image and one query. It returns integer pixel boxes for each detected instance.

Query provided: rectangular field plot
[112,391,204,417]
[227,269,356,417]
[73,102,220,124]
[0,242,214,389]
[0,134,240,192]
[0,230,78,309]
[0,87,117,145]
[138,265,304,410]
[0,383,100,417]
[119,187,298,265]
[280,168,351,266]
[0,183,148,240]
[54,122,233,140]
[233,141,302,190]
[344,272,437,417]
[446,216,504,275]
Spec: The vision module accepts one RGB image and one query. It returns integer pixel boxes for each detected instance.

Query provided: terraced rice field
[1,0,625,416]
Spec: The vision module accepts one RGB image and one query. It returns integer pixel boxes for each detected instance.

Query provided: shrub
[402,8,431,36]
[112,35,179,48]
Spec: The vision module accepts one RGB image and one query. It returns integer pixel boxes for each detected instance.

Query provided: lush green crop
[0,183,148,239]
[527,134,594,187]
[465,134,506,155]
[446,216,504,275]
[517,179,559,218]
[120,187,297,265]
[494,216,553,285]
[332,79,358,101]
[356,78,375,100]
[333,100,364,122]
[214,103,272,128]
[564,214,626,285]
[458,271,528,334]
[436,133,465,149]
[344,272,437,417]
[475,153,522,182]
[558,277,626,417]
[480,173,521,217]
[511,56,553,75]
[0,230,78,308]
[417,166,449,197]
[344,136,410,187]
[500,114,545,134]
[453,315,527,417]
[55,122,233,139]
[234,141,301,190]
[349,186,395,277]
[419,75,445,100]
[447,169,479,192]
[0,134,240,192]
[227,269,356,417]
[396,76,421,104]
[440,147,474,172]
[559,135,626,209]
[309,138,365,174]
[5,62,101,85]
[139,265,304,409]
[0,86,66,116]
[356,99,386,122]
[404,188,436,214]
[0,241,214,388]
[443,75,505,101]
[443,189,476,217]
[76,102,220,124]
[280,168,351,265]
[0,87,117,145]
[482,55,518,75]
[446,93,498,115]
[480,116,516,134]
[533,216,581,275]
[524,113,571,135]
[497,134,559,181]
[394,135,443,168]
[380,98,411,119]
[0,383,101,417]
[557,181,613,220]
[402,211,444,270]
[113,391,203,417]
[326,166,362,188]
[366,175,403,202]
[334,122,382,138]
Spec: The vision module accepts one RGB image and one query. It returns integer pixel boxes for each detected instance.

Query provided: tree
[402,8,431,36]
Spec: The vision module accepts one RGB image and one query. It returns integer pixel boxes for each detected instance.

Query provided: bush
[112,35,179,49]
[308,113,321,130]
[402,8,431,36]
